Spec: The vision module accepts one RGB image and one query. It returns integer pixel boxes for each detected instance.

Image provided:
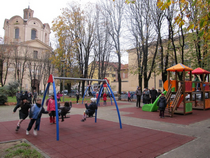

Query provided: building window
[159,80,162,88]
[33,51,38,59]
[123,73,125,78]
[31,29,36,39]
[106,74,109,77]
[184,43,189,49]
[45,33,47,43]
[112,74,116,77]
[15,28,19,39]
[184,60,191,67]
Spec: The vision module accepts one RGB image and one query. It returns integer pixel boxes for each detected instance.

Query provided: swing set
[82,78,113,105]
[40,74,122,141]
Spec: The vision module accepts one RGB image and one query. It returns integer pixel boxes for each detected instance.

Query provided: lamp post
[61,60,65,102]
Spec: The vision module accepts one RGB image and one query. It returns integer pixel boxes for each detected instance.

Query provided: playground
[1,67,210,158]
[142,64,210,117]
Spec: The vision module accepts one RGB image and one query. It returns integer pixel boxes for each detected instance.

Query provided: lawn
[7,95,90,103]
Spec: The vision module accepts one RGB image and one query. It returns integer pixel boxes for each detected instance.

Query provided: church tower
[23,6,34,19]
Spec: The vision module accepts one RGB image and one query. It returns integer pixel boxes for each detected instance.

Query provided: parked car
[62,90,68,95]
[185,93,209,101]
[68,90,78,97]
[113,91,117,96]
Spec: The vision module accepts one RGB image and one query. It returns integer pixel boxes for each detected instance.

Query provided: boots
[53,116,56,124]
[50,116,53,124]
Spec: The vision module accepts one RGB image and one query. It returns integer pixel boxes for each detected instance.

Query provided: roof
[95,61,128,70]
[166,63,193,72]
[191,67,210,74]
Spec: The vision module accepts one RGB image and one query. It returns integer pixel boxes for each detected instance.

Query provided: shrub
[0,93,7,105]
[4,81,19,97]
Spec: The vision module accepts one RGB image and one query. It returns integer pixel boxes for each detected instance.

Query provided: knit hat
[161,93,165,96]
[21,95,28,100]
[91,98,97,102]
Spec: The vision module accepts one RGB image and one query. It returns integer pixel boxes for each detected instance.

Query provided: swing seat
[58,103,72,119]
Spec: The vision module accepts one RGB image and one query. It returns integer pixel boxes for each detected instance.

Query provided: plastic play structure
[40,75,122,141]
[189,68,210,110]
[142,63,210,117]
[142,91,167,112]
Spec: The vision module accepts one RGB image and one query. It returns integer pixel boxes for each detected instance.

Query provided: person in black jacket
[26,98,48,136]
[143,88,150,104]
[157,89,162,97]
[59,101,72,122]
[157,93,167,118]
[76,91,80,104]
[81,98,98,122]
[150,87,158,103]
[13,95,31,131]
[136,86,142,108]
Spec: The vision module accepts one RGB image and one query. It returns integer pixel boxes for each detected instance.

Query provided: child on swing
[13,95,31,131]
[26,98,48,135]
[81,98,98,122]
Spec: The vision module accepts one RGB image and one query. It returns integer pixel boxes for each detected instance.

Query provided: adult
[143,88,150,104]
[16,91,21,106]
[33,90,37,104]
[150,87,158,103]
[27,91,32,104]
[157,89,162,97]
[81,98,98,122]
[136,86,142,108]
[76,91,80,104]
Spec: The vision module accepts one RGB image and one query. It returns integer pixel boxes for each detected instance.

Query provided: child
[128,91,131,102]
[47,95,56,124]
[26,98,48,136]
[13,95,31,131]
[103,92,107,105]
[157,93,167,118]
[45,95,51,106]
[81,98,98,122]
[57,91,63,101]
[59,101,72,122]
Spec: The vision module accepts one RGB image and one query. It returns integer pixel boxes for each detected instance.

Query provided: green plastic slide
[142,91,167,112]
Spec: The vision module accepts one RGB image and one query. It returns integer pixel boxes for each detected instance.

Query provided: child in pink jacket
[47,95,56,124]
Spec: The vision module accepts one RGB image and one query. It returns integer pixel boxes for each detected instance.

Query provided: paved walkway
[0,101,210,158]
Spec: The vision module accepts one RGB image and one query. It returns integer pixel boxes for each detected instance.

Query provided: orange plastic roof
[191,67,210,74]
[167,63,193,72]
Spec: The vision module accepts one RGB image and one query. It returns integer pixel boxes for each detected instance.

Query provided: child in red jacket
[103,92,107,105]
[47,95,56,124]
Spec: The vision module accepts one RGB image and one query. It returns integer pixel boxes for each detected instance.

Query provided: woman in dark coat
[143,88,150,104]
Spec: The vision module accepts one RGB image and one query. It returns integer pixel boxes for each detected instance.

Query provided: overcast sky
[0,0,128,64]
[0,0,97,37]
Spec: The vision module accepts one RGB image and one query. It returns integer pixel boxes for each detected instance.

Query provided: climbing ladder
[165,84,172,117]
[170,85,182,117]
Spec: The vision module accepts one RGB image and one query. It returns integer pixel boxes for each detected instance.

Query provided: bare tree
[93,4,113,82]
[127,0,158,88]
[101,0,125,98]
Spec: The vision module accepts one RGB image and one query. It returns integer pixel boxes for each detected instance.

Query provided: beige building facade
[1,7,56,93]
[126,48,163,92]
